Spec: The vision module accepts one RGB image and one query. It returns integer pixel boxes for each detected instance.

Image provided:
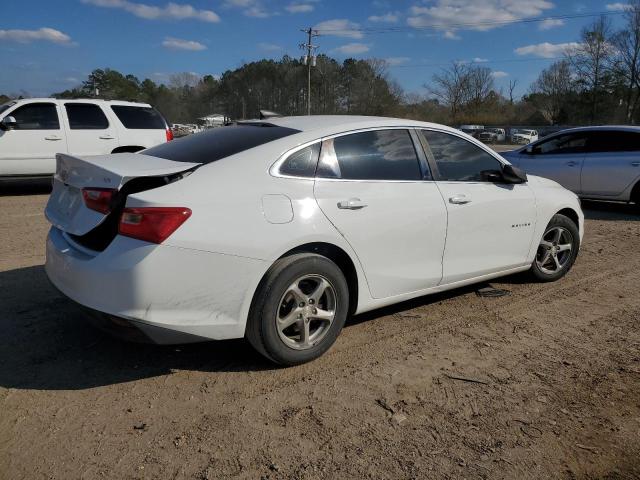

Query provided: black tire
[529,214,580,282]
[631,182,640,213]
[246,253,349,366]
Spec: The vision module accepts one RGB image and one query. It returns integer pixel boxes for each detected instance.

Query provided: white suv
[0,98,173,178]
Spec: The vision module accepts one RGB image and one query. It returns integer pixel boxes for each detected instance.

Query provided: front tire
[530,214,580,282]
[246,253,349,366]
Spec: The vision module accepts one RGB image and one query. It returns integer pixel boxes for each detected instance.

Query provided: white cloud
[368,12,399,23]
[407,0,554,38]
[258,42,283,52]
[539,18,564,30]
[286,3,314,13]
[162,37,207,51]
[0,27,73,45]
[385,56,410,66]
[606,3,631,11]
[491,70,509,78]
[223,0,274,17]
[444,30,461,40]
[473,57,488,63]
[515,41,581,58]
[314,19,363,38]
[332,43,370,55]
[81,0,220,22]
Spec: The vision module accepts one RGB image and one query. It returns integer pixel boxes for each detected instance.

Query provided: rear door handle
[566,161,579,167]
[44,135,62,141]
[99,135,115,140]
[631,162,640,167]
[337,198,367,210]
[449,195,472,205]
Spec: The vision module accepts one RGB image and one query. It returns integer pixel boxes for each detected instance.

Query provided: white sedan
[45,116,584,365]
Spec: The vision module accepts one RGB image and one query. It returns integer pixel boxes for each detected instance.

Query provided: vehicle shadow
[0,265,278,391]
[0,178,52,197]
[581,200,639,221]
[0,264,529,391]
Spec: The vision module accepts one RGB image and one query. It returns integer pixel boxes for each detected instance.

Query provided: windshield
[0,101,17,116]
[143,123,301,164]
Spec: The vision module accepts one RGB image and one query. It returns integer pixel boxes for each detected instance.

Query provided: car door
[62,102,118,156]
[419,129,536,284]
[0,102,67,176]
[581,130,640,197]
[313,128,448,299]
[510,132,587,193]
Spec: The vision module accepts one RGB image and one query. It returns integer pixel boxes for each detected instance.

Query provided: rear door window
[10,103,60,130]
[65,103,109,129]
[316,129,422,181]
[586,131,640,153]
[420,130,503,182]
[111,106,166,129]
[144,124,301,164]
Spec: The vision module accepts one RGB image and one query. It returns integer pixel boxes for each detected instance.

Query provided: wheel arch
[631,179,640,204]
[278,242,359,316]
[556,207,580,228]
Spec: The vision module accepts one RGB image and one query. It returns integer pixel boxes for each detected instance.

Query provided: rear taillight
[119,207,191,244]
[82,188,117,214]
[166,127,174,142]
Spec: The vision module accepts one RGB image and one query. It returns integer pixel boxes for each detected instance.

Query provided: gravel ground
[0,178,639,480]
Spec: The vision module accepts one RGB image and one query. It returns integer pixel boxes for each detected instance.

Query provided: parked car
[512,129,539,144]
[44,116,583,365]
[0,98,172,178]
[502,126,640,206]
[478,128,506,144]
[459,124,484,138]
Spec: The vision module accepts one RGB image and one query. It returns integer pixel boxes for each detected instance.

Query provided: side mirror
[0,116,17,130]
[502,164,528,184]
[525,145,533,154]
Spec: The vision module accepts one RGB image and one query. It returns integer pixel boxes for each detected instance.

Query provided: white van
[0,98,173,178]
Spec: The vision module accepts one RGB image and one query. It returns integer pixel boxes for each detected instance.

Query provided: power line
[315,10,625,36]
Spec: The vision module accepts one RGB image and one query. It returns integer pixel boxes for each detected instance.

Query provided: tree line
[2,2,639,127]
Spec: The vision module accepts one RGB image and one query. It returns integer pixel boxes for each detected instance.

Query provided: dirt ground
[0,178,639,480]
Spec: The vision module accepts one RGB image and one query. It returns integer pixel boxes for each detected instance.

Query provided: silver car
[502,126,640,206]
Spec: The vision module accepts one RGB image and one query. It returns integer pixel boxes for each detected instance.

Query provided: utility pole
[300,28,319,116]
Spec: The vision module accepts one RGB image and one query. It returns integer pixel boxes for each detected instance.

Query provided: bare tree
[466,66,495,114]
[508,79,518,104]
[567,16,614,123]
[426,62,470,124]
[530,60,573,124]
[611,0,640,123]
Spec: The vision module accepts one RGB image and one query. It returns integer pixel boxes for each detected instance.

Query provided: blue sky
[0,0,630,98]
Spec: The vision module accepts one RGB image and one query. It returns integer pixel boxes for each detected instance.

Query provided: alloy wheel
[536,226,573,275]
[276,274,337,350]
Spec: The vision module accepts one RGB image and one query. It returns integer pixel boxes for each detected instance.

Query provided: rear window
[111,105,166,129]
[143,124,301,164]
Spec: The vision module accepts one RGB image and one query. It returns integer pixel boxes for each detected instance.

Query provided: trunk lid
[45,152,199,236]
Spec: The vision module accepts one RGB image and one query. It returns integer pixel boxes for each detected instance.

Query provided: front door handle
[337,198,367,210]
[44,135,62,141]
[566,161,579,167]
[99,135,115,140]
[631,161,640,167]
[449,195,472,205]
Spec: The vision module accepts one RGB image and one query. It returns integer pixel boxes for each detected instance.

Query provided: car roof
[242,115,463,139]
[12,98,152,108]
[548,125,640,134]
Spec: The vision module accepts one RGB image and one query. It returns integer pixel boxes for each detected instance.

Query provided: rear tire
[529,214,580,282]
[246,253,349,366]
